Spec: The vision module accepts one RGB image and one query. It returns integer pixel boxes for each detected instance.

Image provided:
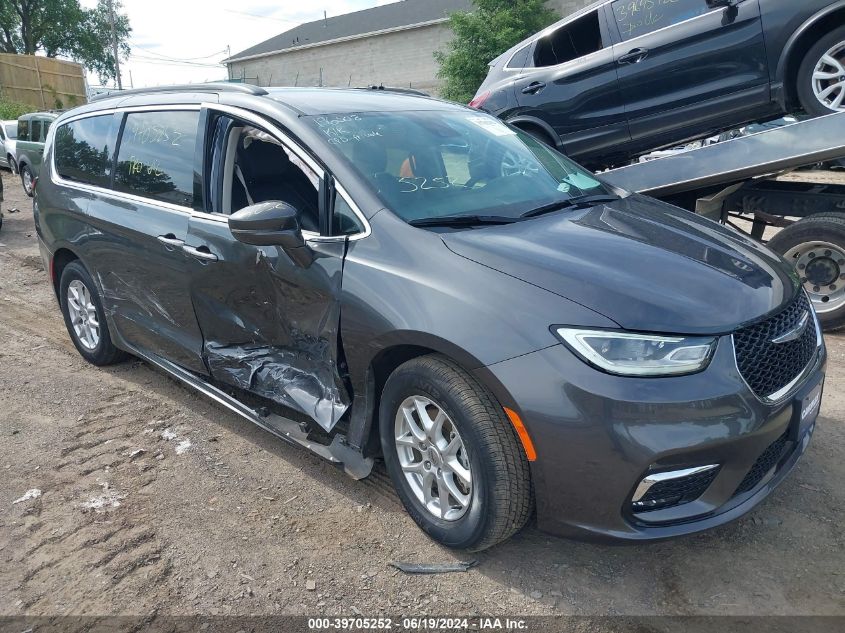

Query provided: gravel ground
[0,169,843,619]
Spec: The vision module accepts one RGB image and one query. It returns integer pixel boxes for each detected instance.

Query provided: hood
[442,195,800,335]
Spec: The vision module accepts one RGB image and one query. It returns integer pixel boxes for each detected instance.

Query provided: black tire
[768,213,845,332]
[59,261,127,365]
[796,25,845,117]
[8,156,17,174]
[20,164,34,197]
[379,354,533,551]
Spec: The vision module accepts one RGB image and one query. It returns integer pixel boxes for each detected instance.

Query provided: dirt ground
[0,169,843,619]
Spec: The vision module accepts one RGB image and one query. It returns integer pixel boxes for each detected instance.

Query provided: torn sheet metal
[205,339,350,432]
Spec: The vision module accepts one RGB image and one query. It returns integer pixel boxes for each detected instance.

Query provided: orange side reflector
[504,407,537,462]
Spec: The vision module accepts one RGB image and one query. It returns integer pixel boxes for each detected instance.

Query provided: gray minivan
[34,84,826,549]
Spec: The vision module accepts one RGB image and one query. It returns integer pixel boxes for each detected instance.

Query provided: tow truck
[602,111,845,331]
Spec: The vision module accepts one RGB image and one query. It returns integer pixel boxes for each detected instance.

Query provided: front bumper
[476,334,826,541]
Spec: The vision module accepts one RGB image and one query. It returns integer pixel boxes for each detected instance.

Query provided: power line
[128,41,229,62]
[223,9,292,23]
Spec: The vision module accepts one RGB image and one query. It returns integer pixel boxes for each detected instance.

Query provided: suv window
[18,119,28,141]
[612,0,709,42]
[31,121,42,143]
[506,44,534,70]
[55,115,119,188]
[534,10,603,67]
[114,110,200,208]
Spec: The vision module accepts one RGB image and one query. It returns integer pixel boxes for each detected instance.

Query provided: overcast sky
[80,0,395,88]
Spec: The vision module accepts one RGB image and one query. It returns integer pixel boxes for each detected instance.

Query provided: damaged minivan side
[36,84,825,550]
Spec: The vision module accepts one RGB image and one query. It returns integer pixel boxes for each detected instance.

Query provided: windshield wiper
[409,215,519,228]
[520,194,622,219]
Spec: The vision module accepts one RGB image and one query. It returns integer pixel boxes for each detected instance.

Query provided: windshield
[307,111,615,223]
[5,123,16,139]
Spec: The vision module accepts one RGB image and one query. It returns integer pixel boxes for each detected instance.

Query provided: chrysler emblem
[771,311,811,345]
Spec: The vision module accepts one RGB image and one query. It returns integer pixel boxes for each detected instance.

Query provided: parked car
[472,0,845,168]
[17,111,59,196]
[0,120,18,172]
[35,85,826,549]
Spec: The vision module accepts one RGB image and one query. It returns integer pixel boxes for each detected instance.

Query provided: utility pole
[108,0,123,90]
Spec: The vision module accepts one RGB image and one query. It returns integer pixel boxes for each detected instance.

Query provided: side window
[114,110,200,208]
[506,43,534,70]
[226,124,322,233]
[612,0,709,42]
[534,10,603,67]
[18,119,28,142]
[331,188,364,236]
[55,115,119,188]
[31,121,42,143]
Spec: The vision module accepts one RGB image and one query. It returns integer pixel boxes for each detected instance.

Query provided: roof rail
[90,83,269,102]
[359,85,430,97]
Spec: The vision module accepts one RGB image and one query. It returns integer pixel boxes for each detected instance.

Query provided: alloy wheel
[812,43,845,112]
[22,168,33,194]
[66,279,101,350]
[786,240,845,314]
[394,395,473,521]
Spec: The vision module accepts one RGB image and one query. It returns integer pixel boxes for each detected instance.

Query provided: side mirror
[228,201,305,249]
[706,0,736,7]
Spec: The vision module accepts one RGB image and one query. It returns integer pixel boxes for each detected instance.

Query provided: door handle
[182,244,218,262]
[521,81,547,95]
[618,48,649,65]
[157,234,185,248]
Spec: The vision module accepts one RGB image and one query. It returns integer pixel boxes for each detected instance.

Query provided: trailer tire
[796,25,845,116]
[768,213,845,331]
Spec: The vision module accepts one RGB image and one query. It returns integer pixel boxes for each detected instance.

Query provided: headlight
[555,328,717,377]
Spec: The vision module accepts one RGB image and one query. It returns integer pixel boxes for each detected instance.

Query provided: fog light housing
[631,464,720,513]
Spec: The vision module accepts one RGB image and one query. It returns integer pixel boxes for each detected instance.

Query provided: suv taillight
[468,91,491,110]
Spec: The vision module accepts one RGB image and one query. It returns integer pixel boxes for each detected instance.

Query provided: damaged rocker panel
[135,349,373,479]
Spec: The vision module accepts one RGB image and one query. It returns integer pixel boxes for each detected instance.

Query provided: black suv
[472,0,845,168]
[35,84,825,549]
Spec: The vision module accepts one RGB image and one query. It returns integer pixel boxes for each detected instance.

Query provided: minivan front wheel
[20,164,34,197]
[797,26,845,116]
[59,261,127,365]
[379,355,532,550]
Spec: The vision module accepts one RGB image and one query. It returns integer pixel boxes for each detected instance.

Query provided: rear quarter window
[55,115,120,188]
[17,119,28,141]
[114,110,200,208]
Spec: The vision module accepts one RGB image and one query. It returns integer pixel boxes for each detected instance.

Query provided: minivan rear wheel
[379,354,533,550]
[59,261,127,365]
[20,164,34,197]
[797,26,845,116]
[768,212,845,331]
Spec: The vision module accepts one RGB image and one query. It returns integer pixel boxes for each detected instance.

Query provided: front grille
[733,293,817,399]
[734,432,790,496]
[633,468,719,513]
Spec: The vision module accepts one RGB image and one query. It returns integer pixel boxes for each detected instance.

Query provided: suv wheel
[768,213,845,332]
[797,26,845,116]
[20,164,34,197]
[59,261,127,365]
[379,355,533,550]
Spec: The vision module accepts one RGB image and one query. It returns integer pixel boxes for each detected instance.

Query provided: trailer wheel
[768,213,845,331]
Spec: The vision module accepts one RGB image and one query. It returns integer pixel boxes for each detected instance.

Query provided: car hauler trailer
[602,111,845,332]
